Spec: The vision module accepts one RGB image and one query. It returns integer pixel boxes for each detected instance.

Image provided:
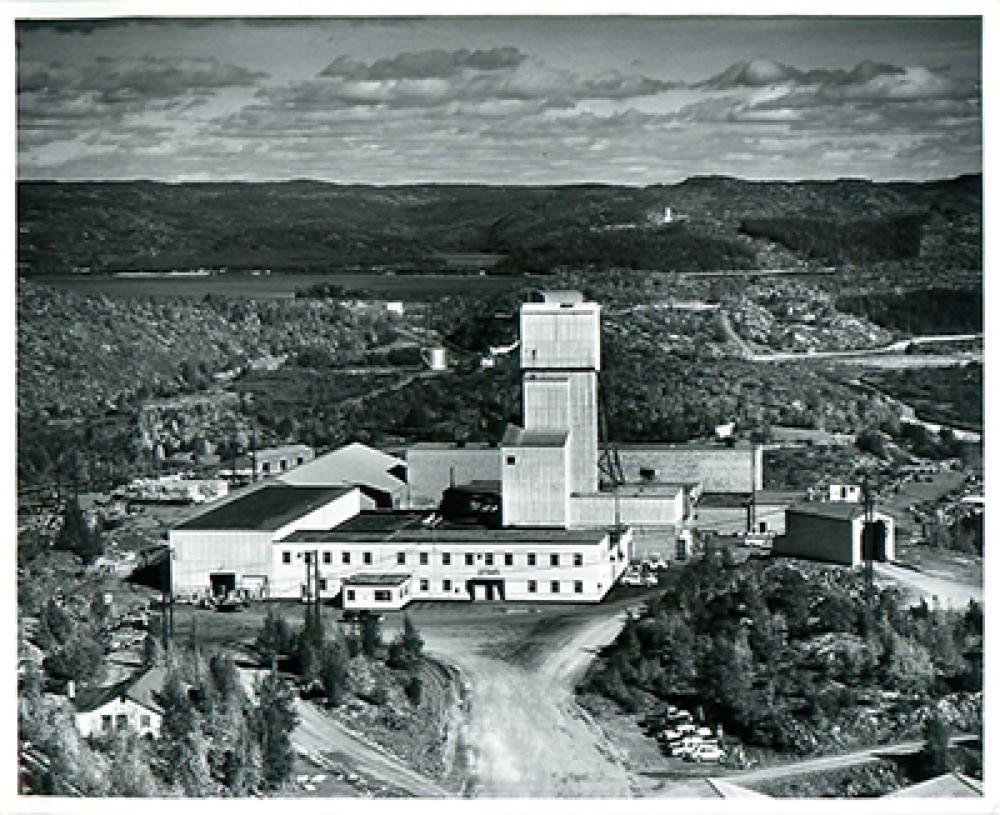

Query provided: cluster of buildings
[168,291,894,610]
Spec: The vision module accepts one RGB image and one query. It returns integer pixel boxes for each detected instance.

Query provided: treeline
[495,226,756,273]
[739,213,925,263]
[838,288,982,336]
[863,364,982,431]
[578,559,983,754]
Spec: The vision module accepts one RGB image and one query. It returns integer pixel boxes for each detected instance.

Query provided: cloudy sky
[16,15,983,184]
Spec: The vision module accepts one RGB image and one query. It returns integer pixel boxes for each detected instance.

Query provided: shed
[774,503,895,567]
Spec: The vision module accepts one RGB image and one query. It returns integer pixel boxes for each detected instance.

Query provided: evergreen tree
[360,614,382,658]
[252,672,298,789]
[320,643,349,707]
[924,713,952,776]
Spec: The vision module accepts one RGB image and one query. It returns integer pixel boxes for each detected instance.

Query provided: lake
[33,271,533,301]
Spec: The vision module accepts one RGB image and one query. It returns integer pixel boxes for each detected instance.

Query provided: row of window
[411,578,585,594]
[101,712,152,731]
[282,550,587,567]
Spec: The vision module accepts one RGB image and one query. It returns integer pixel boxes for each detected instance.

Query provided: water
[32,271,530,301]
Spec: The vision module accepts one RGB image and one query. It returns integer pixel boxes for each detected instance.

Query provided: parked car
[660,722,697,742]
[620,571,643,587]
[689,743,725,763]
[668,737,703,758]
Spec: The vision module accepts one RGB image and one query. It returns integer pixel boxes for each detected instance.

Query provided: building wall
[501,444,569,527]
[570,491,683,527]
[617,446,763,493]
[76,699,161,738]
[273,529,632,604]
[775,510,894,566]
[565,373,599,494]
[523,374,571,431]
[520,302,601,371]
[405,446,502,508]
[171,528,275,597]
[691,503,788,535]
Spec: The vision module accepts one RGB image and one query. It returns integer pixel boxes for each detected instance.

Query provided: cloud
[258,47,676,113]
[321,47,526,80]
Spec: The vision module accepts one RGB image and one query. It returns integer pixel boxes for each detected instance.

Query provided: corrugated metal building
[773,503,895,567]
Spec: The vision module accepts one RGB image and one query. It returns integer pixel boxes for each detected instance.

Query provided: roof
[502,425,569,448]
[279,442,405,494]
[279,510,609,546]
[614,441,759,452]
[341,573,411,587]
[885,772,983,798]
[74,666,167,715]
[407,442,499,451]
[541,290,584,304]
[173,484,354,531]
[787,502,893,522]
[447,480,502,495]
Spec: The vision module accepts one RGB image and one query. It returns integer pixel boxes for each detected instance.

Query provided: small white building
[342,574,413,611]
[828,484,861,503]
[774,503,895,567]
[73,667,167,739]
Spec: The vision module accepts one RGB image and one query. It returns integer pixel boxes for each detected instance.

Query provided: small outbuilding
[774,503,895,567]
[341,573,413,611]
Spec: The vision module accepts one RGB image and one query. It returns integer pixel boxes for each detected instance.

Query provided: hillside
[16,175,981,276]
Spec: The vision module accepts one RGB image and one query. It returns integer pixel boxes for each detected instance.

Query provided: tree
[360,614,382,658]
[255,608,293,665]
[106,732,160,796]
[252,672,299,789]
[924,713,952,776]
[55,498,104,563]
[43,632,105,683]
[320,644,348,707]
[157,670,212,794]
[387,614,424,670]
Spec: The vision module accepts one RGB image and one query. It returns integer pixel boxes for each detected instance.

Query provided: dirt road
[416,606,635,797]
[873,562,983,610]
[292,698,452,797]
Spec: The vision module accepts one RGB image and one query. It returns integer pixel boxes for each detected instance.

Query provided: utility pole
[862,472,874,638]
[313,549,321,634]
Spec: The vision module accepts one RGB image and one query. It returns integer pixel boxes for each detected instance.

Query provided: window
[140,714,151,728]
[442,552,452,566]
[528,580,537,593]
[363,552,372,565]
[574,581,583,594]
[550,553,559,567]
[397,551,406,565]
[113,713,125,730]
[443,579,452,592]
[102,715,113,731]
[374,590,392,602]
[346,590,356,601]
[319,578,328,591]
[484,553,494,566]
[465,553,474,566]
[280,459,288,471]
[504,553,513,566]
[550,581,560,593]
[323,551,332,565]
[304,552,312,565]
[342,551,351,565]
[262,461,270,474]
[297,456,304,465]
[420,579,429,591]
[282,551,291,565]
[528,553,537,566]
[506,455,516,465]
[573,553,583,567]
[419,552,428,566]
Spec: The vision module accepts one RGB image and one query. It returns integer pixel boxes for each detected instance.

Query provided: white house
[73,667,167,739]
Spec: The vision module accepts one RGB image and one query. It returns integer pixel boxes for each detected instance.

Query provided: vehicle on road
[620,570,643,587]
[666,737,703,758]
[689,743,725,763]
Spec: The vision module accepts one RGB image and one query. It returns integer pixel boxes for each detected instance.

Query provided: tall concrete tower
[519,291,600,496]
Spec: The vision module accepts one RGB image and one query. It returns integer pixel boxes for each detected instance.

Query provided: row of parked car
[639,705,725,763]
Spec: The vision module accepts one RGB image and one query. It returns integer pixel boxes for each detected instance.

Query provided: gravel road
[416,606,636,797]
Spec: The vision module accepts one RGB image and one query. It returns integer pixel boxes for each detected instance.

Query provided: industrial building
[773,503,895,567]
[170,291,640,606]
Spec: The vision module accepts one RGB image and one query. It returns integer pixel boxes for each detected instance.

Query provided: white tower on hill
[501,291,600,527]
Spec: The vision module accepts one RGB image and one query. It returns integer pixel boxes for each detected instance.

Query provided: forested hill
[17,174,981,276]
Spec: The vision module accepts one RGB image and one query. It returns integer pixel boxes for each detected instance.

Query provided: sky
[14,14,984,184]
